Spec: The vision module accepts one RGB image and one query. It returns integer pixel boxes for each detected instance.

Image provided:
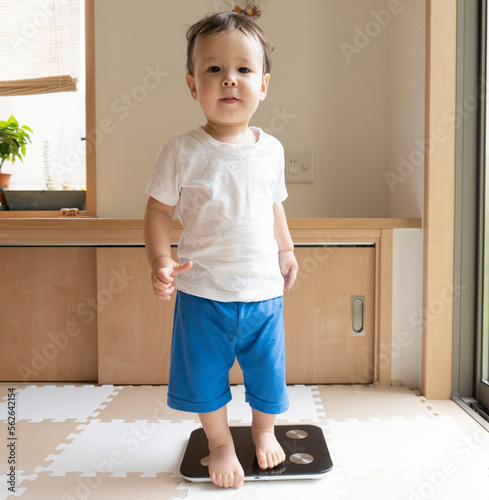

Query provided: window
[0,0,95,216]
[454,0,489,428]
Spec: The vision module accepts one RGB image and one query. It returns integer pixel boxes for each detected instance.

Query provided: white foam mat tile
[0,385,122,423]
[414,469,489,500]
[429,400,489,454]
[342,469,489,500]
[177,471,348,500]
[226,385,322,423]
[279,386,324,422]
[328,416,489,474]
[34,420,201,478]
[226,386,253,423]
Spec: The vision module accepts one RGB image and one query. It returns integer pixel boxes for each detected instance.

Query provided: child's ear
[186,73,198,100]
[260,73,270,101]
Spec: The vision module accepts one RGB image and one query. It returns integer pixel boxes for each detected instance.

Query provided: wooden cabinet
[96,247,177,384]
[96,246,376,385]
[96,247,246,384]
[0,219,404,385]
[0,247,98,381]
[283,246,375,384]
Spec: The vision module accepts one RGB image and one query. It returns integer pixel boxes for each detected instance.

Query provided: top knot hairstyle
[186,11,274,75]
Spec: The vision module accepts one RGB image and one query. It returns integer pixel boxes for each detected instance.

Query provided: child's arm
[143,196,192,300]
[273,202,298,291]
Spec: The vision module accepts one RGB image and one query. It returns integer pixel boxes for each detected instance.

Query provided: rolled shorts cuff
[245,391,290,415]
[167,389,232,414]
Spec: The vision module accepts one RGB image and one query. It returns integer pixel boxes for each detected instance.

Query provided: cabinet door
[283,246,375,384]
[0,247,98,381]
[97,247,177,384]
[97,247,245,385]
[97,246,375,385]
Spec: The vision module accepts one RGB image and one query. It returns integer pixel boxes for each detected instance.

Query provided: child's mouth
[221,97,239,103]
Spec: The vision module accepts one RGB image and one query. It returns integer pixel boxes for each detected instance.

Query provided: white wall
[391,229,423,387]
[94,0,423,219]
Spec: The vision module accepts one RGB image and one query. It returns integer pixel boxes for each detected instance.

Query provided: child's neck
[203,122,257,145]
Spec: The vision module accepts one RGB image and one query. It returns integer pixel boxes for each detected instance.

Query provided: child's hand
[151,257,193,300]
[279,251,298,291]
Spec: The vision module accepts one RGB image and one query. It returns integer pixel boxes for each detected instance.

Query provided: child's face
[186,30,270,130]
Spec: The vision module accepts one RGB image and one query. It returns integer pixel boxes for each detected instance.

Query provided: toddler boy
[144,11,298,488]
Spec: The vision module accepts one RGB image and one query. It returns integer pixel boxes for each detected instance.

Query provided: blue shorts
[167,291,289,415]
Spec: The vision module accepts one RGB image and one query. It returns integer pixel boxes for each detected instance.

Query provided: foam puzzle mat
[1,383,489,499]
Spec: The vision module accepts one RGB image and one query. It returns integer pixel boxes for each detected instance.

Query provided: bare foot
[208,441,245,488]
[252,429,286,470]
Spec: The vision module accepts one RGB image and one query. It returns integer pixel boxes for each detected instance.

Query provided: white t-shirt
[145,126,287,302]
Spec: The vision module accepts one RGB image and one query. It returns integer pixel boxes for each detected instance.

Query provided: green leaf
[1,115,33,166]
[7,115,18,127]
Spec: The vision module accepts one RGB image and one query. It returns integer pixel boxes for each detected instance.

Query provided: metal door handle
[351,295,365,336]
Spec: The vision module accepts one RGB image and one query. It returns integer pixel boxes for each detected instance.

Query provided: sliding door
[478,0,489,411]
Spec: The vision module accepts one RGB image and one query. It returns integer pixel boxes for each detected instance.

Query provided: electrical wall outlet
[285,149,314,184]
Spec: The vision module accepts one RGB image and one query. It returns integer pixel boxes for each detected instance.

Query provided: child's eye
[209,66,220,73]
[238,67,250,73]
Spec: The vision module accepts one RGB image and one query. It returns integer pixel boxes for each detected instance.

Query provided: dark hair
[186,11,274,75]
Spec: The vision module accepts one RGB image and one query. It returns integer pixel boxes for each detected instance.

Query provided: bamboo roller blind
[0,0,80,96]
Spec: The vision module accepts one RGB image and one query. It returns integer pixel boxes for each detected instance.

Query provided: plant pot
[4,190,86,211]
[0,172,11,206]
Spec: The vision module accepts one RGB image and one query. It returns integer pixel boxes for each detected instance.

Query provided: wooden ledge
[287,218,421,229]
[0,217,422,246]
[0,217,421,230]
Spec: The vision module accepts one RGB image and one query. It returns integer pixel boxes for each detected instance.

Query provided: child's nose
[222,74,237,87]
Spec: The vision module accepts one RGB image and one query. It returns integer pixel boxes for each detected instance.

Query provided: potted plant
[0,120,85,212]
[0,115,33,209]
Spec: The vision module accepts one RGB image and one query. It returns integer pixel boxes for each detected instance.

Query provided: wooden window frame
[422,0,458,399]
[0,0,96,218]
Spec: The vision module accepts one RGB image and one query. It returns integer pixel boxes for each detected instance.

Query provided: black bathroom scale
[180,424,333,482]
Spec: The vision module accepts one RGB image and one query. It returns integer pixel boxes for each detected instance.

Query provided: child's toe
[235,470,245,487]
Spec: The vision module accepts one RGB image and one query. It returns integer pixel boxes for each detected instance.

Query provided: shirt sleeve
[145,138,181,206]
[273,142,288,203]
